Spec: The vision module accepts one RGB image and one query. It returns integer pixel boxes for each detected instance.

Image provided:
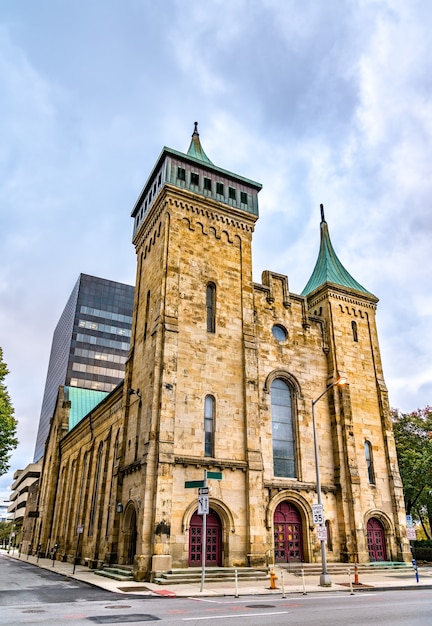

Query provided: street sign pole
[200,470,207,593]
[73,525,84,575]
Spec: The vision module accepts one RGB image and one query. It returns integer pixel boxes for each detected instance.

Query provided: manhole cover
[246,604,276,609]
[87,615,160,623]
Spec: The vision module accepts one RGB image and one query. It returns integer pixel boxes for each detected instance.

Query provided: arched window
[206,283,216,333]
[204,395,215,457]
[89,444,103,535]
[144,290,150,340]
[271,379,296,478]
[364,440,375,484]
[75,451,88,531]
[352,320,358,342]
[325,519,333,551]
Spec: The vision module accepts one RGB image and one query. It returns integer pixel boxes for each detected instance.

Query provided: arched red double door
[367,517,387,561]
[188,509,222,566]
[274,501,303,563]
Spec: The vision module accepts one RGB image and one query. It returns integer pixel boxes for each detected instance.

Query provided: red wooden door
[274,501,303,563]
[367,517,387,561]
[189,510,222,566]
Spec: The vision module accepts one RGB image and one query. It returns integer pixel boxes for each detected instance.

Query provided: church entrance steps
[94,565,134,582]
[153,567,268,585]
[279,561,411,576]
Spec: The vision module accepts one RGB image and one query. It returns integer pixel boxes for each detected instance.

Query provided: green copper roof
[65,386,109,431]
[186,122,214,164]
[301,205,372,297]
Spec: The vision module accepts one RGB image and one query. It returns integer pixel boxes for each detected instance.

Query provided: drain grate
[87,615,160,623]
[246,604,276,609]
[22,609,47,614]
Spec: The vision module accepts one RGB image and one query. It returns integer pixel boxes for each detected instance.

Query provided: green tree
[0,348,18,476]
[0,521,12,543]
[392,406,432,539]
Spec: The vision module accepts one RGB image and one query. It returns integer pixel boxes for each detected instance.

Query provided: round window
[272,324,287,342]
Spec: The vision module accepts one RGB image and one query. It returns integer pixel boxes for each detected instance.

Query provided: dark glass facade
[33,274,134,462]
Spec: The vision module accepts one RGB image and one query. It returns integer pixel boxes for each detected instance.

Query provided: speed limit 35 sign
[312,503,324,525]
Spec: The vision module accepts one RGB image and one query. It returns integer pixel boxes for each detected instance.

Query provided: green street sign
[185,480,205,489]
[207,471,222,480]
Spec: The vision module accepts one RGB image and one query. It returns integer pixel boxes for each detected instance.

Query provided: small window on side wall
[204,395,215,457]
[352,320,358,342]
[365,440,375,484]
[206,282,216,333]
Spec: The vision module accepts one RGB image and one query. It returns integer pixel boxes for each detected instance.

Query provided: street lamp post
[312,377,347,587]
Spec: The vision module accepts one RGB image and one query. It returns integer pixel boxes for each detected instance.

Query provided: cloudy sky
[1,0,431,499]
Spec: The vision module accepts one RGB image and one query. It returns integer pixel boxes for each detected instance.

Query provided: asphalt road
[1,553,431,625]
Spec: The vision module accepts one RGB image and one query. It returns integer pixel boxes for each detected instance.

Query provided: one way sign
[198,494,209,516]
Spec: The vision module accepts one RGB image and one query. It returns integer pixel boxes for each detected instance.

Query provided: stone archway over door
[189,509,222,567]
[127,508,137,565]
[274,501,303,563]
[367,517,387,561]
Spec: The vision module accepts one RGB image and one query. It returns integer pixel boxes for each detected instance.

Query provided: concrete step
[94,566,134,582]
[153,567,268,585]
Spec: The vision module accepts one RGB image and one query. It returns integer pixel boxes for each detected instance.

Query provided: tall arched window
[89,444,103,535]
[144,290,150,340]
[204,395,215,457]
[206,283,216,333]
[271,379,296,478]
[364,440,375,484]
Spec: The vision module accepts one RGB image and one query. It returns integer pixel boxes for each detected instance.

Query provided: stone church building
[31,124,410,578]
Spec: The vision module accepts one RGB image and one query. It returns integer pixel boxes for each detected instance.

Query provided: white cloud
[1,0,432,497]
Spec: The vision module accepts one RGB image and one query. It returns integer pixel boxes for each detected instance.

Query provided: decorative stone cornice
[307,284,378,311]
[265,480,337,494]
[175,456,248,471]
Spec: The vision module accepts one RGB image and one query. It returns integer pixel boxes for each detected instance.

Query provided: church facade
[31,125,410,578]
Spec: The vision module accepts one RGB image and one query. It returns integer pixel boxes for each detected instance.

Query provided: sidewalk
[2,549,431,598]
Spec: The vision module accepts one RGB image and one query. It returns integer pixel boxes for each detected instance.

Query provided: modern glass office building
[33,274,135,462]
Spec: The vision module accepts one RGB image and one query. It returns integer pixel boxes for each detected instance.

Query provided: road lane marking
[182,611,289,620]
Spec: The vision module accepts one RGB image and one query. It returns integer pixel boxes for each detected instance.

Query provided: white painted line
[182,611,289,621]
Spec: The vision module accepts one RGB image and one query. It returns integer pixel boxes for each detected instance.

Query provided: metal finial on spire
[320,203,325,222]
[187,122,213,164]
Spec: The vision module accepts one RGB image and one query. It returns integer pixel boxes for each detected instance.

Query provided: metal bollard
[347,568,354,595]
[281,570,286,598]
[234,568,239,598]
[301,567,307,595]
[52,543,58,567]
[412,559,419,583]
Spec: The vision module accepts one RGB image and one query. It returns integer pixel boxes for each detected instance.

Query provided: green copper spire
[301,204,372,296]
[186,121,213,164]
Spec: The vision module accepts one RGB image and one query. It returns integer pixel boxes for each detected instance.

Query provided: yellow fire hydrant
[269,568,278,589]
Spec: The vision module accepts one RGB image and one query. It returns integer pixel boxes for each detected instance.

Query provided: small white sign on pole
[406,527,416,540]
[317,526,328,541]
